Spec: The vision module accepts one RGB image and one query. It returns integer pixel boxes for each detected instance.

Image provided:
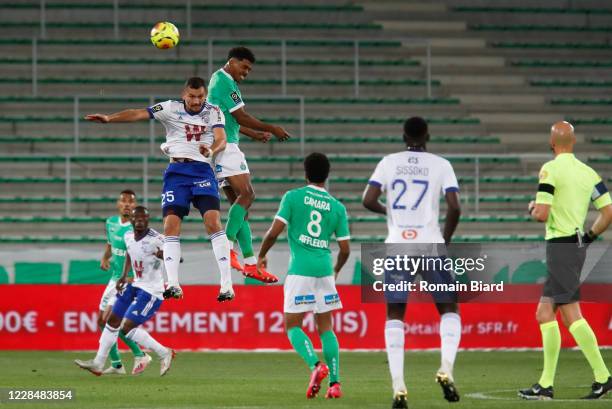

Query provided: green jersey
[207,69,243,144]
[105,215,133,280]
[535,153,611,240]
[276,185,351,277]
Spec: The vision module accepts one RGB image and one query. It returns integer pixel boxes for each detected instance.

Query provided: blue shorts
[162,161,220,218]
[384,256,457,304]
[112,284,162,325]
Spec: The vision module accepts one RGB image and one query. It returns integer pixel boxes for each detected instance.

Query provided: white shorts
[283,275,342,314]
[214,143,250,188]
[98,279,118,311]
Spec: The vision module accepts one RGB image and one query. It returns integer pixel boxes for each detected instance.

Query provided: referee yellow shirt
[535,153,611,240]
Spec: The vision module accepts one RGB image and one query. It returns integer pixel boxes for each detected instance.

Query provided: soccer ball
[150,22,179,49]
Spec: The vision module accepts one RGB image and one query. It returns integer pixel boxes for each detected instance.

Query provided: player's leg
[386,302,408,407]
[434,302,461,402]
[220,185,245,271]
[161,169,192,298]
[122,289,174,376]
[193,194,233,302]
[284,275,328,398]
[76,285,135,375]
[559,302,612,399]
[518,299,558,400]
[97,280,124,373]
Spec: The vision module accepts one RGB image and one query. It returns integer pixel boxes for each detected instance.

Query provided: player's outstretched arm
[240,126,272,143]
[362,184,386,215]
[232,108,291,141]
[84,109,150,123]
[443,191,461,245]
[257,219,286,272]
[334,239,350,279]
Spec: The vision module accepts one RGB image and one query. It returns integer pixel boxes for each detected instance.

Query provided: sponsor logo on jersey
[230,92,241,104]
[195,180,211,188]
[401,229,418,240]
[324,294,340,305]
[295,294,316,305]
[151,104,163,113]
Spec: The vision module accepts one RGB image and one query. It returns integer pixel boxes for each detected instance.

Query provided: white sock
[385,319,406,394]
[439,312,461,380]
[126,327,168,358]
[163,236,181,287]
[94,324,120,366]
[210,230,232,289]
[244,256,257,265]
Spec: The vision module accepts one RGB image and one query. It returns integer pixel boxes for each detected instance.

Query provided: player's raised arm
[240,126,272,143]
[232,108,291,141]
[85,109,150,123]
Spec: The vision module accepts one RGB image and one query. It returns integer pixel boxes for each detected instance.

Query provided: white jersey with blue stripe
[124,228,165,299]
[147,99,225,164]
[368,150,459,243]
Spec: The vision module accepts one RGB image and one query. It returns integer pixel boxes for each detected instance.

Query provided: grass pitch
[0,350,610,408]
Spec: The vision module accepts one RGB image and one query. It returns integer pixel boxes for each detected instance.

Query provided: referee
[519,121,612,400]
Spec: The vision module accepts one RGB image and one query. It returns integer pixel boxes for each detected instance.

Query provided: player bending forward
[75,206,175,376]
[258,153,351,399]
[85,77,233,302]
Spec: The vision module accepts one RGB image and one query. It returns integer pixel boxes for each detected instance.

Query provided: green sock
[321,330,340,384]
[100,323,122,368]
[569,318,611,383]
[236,220,255,259]
[119,330,145,358]
[225,203,247,242]
[287,326,319,370]
[538,321,560,388]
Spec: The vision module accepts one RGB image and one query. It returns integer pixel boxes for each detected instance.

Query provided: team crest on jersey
[401,229,418,240]
[151,104,163,112]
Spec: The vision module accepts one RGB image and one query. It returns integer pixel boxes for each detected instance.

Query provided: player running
[85,77,234,302]
[208,46,291,283]
[98,189,151,375]
[257,153,351,399]
[75,206,175,376]
[362,117,462,408]
[519,121,612,400]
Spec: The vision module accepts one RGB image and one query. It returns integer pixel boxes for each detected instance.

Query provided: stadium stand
[1,0,611,248]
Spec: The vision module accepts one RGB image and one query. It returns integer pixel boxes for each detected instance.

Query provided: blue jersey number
[391,179,429,210]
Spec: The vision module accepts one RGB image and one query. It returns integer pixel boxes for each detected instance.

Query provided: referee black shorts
[543,235,587,304]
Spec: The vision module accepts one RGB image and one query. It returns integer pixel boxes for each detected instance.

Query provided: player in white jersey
[85,77,234,302]
[75,206,175,377]
[362,117,462,408]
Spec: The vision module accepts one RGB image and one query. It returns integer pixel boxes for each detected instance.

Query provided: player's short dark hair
[304,152,330,184]
[119,189,136,198]
[403,116,429,146]
[228,46,256,63]
[184,77,206,90]
[132,206,148,215]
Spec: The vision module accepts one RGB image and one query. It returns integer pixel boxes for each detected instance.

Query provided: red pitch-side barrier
[0,285,610,350]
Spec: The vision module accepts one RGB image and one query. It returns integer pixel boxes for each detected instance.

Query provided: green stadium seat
[14,262,62,284]
[1,3,364,12]
[471,24,612,32]
[67,260,108,284]
[0,22,383,30]
[491,42,612,50]
[455,6,612,15]
[512,60,612,68]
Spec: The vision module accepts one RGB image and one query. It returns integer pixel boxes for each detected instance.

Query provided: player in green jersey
[258,153,351,399]
[519,121,612,400]
[98,189,151,375]
[208,46,291,283]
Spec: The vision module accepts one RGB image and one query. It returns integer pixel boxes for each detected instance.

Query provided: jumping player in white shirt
[75,206,175,376]
[84,77,234,302]
[362,117,462,408]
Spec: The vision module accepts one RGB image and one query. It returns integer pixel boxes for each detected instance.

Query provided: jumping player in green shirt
[98,189,151,375]
[258,153,351,400]
[208,46,291,283]
[520,121,612,400]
